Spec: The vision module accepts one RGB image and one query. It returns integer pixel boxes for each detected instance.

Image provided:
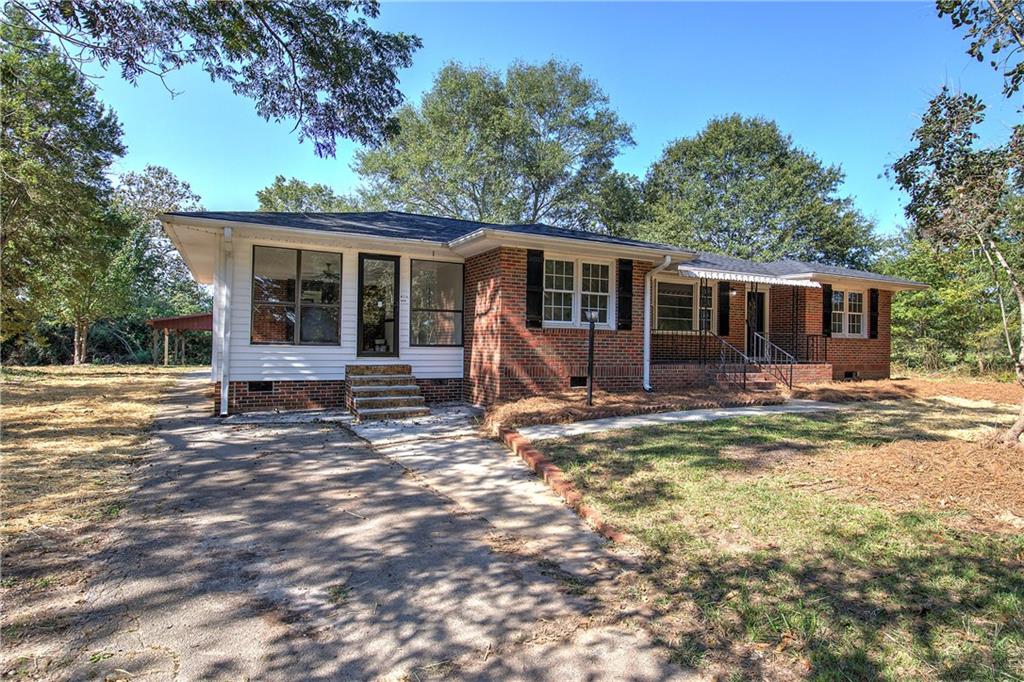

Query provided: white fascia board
[779,272,929,292]
[447,228,695,262]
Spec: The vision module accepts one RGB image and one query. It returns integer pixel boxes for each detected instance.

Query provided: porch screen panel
[252,246,297,343]
[410,260,464,346]
[657,282,694,331]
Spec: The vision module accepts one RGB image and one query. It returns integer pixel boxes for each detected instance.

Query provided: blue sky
[97,1,1021,235]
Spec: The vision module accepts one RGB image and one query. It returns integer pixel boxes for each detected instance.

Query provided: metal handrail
[709,332,750,390]
[751,331,795,388]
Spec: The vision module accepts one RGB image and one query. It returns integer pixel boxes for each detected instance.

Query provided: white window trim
[541,254,616,330]
[830,288,868,339]
[652,276,716,335]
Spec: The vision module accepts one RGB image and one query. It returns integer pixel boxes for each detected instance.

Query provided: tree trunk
[72,320,89,365]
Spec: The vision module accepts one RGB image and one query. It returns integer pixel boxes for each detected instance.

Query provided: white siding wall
[223,234,464,382]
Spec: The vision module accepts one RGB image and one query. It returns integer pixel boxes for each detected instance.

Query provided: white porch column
[218,227,233,417]
[642,255,674,391]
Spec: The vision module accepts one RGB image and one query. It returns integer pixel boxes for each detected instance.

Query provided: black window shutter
[717,281,730,336]
[616,259,633,330]
[525,249,544,328]
[821,283,833,337]
[869,288,879,339]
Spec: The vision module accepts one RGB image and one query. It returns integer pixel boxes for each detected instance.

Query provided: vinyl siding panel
[225,235,464,381]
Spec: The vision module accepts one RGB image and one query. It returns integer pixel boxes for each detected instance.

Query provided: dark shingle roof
[164,211,924,288]
[763,259,924,288]
[163,210,687,252]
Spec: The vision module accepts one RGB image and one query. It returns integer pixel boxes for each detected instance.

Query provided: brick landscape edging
[498,427,629,544]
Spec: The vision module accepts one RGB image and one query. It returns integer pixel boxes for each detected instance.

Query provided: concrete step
[350,384,420,397]
[348,374,417,387]
[346,364,412,376]
[353,396,426,410]
[355,406,431,421]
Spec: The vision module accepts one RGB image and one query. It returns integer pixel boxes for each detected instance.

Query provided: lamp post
[584,309,599,406]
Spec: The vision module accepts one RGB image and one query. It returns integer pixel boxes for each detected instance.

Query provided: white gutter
[643,255,675,391]
[218,227,233,416]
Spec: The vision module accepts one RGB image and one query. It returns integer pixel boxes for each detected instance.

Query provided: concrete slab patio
[46,373,698,681]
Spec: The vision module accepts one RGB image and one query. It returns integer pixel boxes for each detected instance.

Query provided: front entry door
[746,291,766,359]
[358,254,399,357]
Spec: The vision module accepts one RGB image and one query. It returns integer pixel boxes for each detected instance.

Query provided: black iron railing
[751,331,795,389]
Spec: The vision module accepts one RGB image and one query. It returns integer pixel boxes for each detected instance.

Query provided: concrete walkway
[516,399,847,442]
[53,373,697,681]
[351,410,609,576]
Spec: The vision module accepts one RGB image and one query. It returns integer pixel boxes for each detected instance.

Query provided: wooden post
[163,327,169,366]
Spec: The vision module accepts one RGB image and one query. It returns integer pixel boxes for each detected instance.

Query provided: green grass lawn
[543,402,1024,681]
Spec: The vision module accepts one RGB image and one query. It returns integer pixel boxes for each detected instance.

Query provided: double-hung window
[410,260,464,346]
[847,292,864,335]
[251,246,341,345]
[543,259,575,323]
[580,263,610,324]
[541,258,613,326]
[830,289,866,337]
[831,290,846,335]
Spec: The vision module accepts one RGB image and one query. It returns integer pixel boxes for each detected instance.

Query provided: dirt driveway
[28,376,693,681]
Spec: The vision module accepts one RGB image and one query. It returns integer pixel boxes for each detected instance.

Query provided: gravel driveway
[51,375,697,681]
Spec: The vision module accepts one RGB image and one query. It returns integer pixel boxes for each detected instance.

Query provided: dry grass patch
[482,386,784,436]
[2,365,191,539]
[792,374,1023,406]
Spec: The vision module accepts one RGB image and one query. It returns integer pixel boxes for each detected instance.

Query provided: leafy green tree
[1,0,420,155]
[256,175,360,212]
[356,60,634,229]
[41,208,135,364]
[879,231,1009,371]
[595,171,650,237]
[639,115,877,266]
[0,8,124,338]
[892,87,1024,442]
[114,165,211,314]
[938,0,1024,98]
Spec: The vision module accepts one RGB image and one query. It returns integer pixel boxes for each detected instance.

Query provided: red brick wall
[766,286,893,379]
[417,378,463,403]
[463,247,651,402]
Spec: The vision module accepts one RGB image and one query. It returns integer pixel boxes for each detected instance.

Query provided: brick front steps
[346,364,430,421]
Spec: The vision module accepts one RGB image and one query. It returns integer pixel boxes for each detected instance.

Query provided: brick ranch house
[160,211,926,417]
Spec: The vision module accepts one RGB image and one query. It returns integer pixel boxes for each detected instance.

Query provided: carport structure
[147,313,213,365]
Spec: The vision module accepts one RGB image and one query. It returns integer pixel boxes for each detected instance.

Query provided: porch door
[746,291,766,359]
[358,254,399,357]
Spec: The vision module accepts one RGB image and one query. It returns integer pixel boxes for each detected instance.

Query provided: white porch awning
[676,268,821,289]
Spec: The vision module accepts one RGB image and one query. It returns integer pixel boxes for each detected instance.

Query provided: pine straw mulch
[791,375,1024,406]
[481,387,785,437]
[791,433,1024,534]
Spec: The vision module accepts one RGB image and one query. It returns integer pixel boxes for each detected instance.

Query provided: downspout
[218,227,233,417]
[643,255,674,391]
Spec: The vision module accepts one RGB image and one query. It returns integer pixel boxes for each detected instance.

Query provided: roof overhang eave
[447,227,696,261]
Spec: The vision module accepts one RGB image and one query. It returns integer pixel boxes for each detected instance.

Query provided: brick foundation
[416,378,464,403]
[214,380,347,413]
[216,377,462,414]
